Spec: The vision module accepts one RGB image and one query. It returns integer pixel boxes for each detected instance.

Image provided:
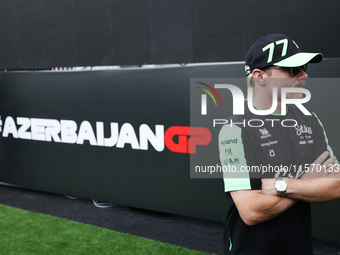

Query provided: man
[218,33,340,255]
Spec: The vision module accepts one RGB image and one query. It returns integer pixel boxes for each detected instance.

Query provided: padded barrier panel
[0,60,340,241]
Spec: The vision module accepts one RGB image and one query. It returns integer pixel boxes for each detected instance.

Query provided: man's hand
[301,151,338,179]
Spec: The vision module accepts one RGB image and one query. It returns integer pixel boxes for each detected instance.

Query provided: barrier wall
[0,60,340,239]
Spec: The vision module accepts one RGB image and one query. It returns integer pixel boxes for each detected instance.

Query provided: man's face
[264,67,308,101]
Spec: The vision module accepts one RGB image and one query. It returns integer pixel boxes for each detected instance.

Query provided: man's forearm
[263,152,340,203]
[231,190,297,226]
[285,177,340,203]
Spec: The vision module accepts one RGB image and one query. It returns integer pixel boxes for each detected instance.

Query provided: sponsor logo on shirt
[259,128,272,139]
[220,138,237,146]
[295,125,313,136]
[295,125,314,145]
[224,158,240,165]
[260,140,279,147]
[225,148,232,155]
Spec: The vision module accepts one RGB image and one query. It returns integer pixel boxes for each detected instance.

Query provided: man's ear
[252,69,266,86]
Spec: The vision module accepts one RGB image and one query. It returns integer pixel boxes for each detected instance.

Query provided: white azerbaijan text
[1,116,165,151]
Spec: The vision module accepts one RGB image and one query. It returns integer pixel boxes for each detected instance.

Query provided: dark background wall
[0,0,339,69]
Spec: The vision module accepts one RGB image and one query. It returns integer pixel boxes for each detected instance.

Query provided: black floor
[0,183,225,255]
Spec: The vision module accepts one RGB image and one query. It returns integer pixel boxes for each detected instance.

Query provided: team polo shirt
[218,104,335,255]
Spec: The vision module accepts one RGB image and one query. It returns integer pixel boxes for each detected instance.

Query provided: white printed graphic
[210,85,311,116]
[0,116,165,152]
[259,128,269,136]
[259,128,272,139]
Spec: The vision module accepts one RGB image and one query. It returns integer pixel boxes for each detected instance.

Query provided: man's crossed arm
[231,151,340,226]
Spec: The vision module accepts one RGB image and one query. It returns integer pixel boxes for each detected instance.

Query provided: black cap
[244,33,323,76]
